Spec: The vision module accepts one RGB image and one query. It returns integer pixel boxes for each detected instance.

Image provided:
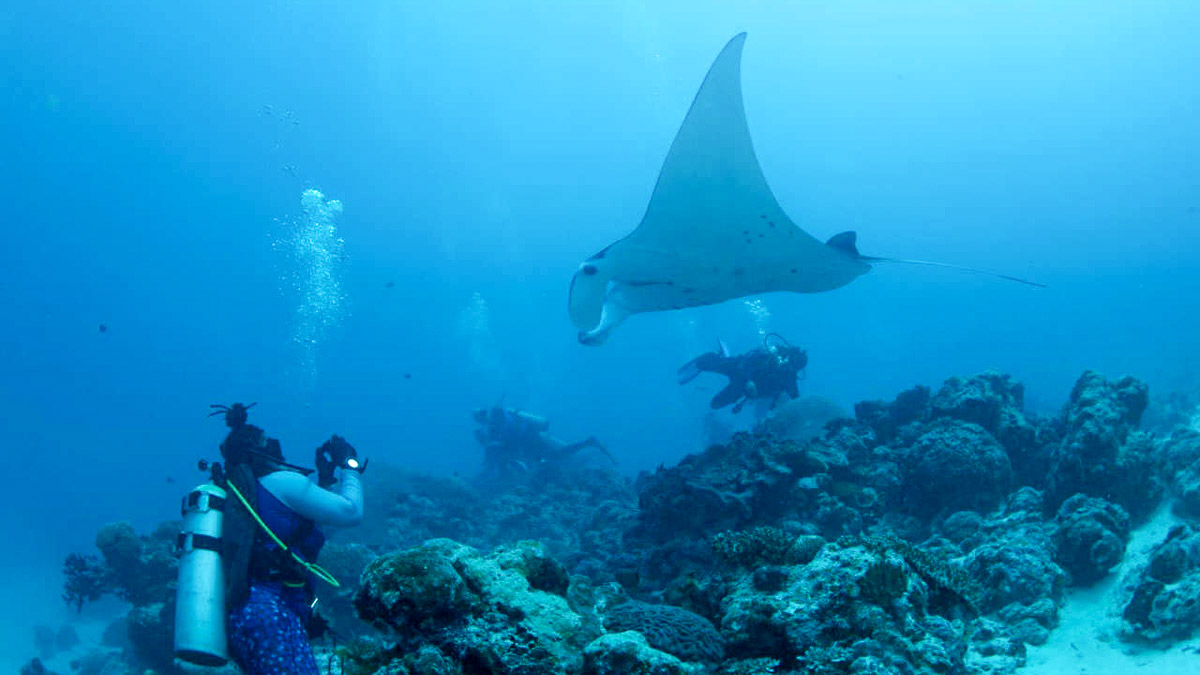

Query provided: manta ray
[569,33,1042,345]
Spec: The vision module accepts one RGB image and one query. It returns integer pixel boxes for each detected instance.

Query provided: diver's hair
[213,402,282,476]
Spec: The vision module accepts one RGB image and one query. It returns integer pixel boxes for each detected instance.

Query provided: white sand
[1024,504,1200,674]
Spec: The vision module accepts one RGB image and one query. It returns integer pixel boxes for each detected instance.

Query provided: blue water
[2,1,1198,668]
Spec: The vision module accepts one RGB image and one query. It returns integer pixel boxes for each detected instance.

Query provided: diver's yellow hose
[226,481,340,588]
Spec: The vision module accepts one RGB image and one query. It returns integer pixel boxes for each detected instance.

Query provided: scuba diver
[210,402,365,675]
[678,334,808,414]
[472,404,614,479]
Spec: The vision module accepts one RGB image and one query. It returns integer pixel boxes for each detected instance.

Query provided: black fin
[826,231,860,257]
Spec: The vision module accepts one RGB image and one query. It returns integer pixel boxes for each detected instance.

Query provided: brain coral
[901,419,1012,517]
[603,601,725,663]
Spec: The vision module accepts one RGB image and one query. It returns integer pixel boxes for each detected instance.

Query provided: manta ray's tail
[860,255,1047,288]
[826,231,1045,288]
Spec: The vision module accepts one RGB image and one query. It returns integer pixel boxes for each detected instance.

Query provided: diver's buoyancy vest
[247,478,326,587]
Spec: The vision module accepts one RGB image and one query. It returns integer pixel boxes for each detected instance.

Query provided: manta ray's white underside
[569,33,871,345]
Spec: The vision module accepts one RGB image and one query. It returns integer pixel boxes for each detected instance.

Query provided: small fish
[385,281,395,288]
[98,324,108,333]
[403,373,412,379]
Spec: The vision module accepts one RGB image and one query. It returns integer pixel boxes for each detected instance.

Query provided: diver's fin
[678,357,704,385]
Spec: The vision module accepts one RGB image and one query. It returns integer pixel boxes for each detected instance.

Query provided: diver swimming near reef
[174,402,366,674]
[679,334,808,414]
[472,404,614,480]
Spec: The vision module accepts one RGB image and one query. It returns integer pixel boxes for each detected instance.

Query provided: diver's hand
[316,435,354,486]
[315,446,337,488]
[324,435,357,465]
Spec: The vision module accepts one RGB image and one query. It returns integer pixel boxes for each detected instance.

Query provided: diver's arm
[260,470,364,528]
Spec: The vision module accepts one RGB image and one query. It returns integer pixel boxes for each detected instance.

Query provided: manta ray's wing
[570,33,869,344]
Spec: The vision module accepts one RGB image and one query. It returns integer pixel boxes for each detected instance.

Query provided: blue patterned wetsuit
[227,479,326,675]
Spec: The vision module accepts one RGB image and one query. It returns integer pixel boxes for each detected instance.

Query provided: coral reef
[953,489,1066,622]
[899,419,1013,517]
[711,527,799,569]
[716,540,991,672]
[583,632,700,675]
[59,521,180,674]
[355,539,600,673]
[755,396,848,442]
[19,658,60,675]
[51,368,1200,674]
[362,462,637,582]
[1052,494,1129,586]
[316,540,379,635]
[1046,371,1159,519]
[632,433,837,544]
[602,601,725,663]
[62,553,107,613]
[1158,427,1200,518]
[1119,524,1200,644]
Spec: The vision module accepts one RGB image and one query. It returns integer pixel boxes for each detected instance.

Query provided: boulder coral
[354,539,597,673]
[1046,371,1159,519]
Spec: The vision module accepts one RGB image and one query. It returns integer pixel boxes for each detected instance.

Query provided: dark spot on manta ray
[582,265,598,276]
[790,269,797,274]
[733,267,746,277]
[758,234,765,238]
[768,222,775,227]
[98,324,108,333]
[760,214,767,219]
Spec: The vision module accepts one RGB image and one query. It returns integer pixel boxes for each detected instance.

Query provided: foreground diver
[213,403,365,675]
[679,334,808,414]
[472,405,614,479]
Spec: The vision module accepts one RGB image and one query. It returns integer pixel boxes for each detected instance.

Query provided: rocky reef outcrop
[348,538,718,674]
[60,521,180,674]
[1045,371,1159,519]
[53,368,1200,673]
[1119,524,1200,645]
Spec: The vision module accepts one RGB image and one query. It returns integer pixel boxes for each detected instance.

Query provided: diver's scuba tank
[173,464,229,666]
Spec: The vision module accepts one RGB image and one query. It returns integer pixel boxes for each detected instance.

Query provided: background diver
[205,402,366,675]
[472,404,615,479]
[678,333,808,414]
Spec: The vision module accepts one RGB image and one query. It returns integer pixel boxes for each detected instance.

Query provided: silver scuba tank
[174,482,229,666]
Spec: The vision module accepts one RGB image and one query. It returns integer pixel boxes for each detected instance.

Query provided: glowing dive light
[346,457,360,470]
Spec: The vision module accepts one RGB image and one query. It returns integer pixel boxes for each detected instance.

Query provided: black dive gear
[679,336,809,413]
[316,435,366,488]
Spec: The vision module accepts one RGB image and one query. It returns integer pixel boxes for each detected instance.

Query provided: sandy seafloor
[1024,504,1200,674]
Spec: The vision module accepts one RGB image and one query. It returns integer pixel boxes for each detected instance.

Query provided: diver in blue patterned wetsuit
[214,403,365,675]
